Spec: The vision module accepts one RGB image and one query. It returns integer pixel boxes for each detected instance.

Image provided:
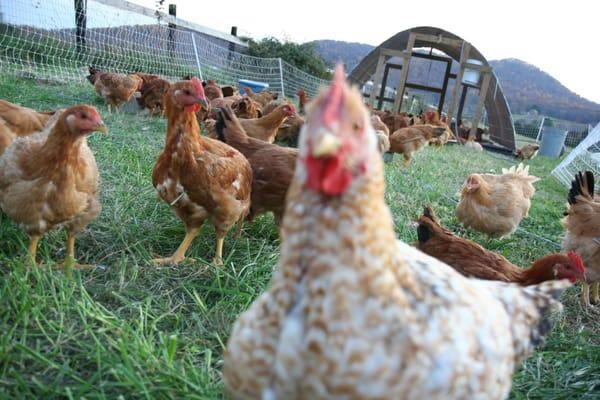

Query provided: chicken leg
[214,236,224,265]
[592,282,599,304]
[152,227,200,265]
[28,235,40,265]
[59,231,94,270]
[581,282,591,308]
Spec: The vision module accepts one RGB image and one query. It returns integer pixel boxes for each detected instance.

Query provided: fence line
[0,0,328,98]
[513,113,591,148]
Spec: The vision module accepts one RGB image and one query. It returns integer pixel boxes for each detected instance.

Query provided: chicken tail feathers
[568,170,595,205]
[215,107,227,143]
[490,279,570,364]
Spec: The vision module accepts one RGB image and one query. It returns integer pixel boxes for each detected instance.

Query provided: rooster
[0,105,106,268]
[151,78,252,265]
[223,65,570,399]
[417,206,585,285]
[562,171,600,307]
[455,164,539,238]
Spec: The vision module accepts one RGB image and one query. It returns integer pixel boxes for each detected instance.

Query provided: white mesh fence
[0,0,328,98]
[552,122,600,188]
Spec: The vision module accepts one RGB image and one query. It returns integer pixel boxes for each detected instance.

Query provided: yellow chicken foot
[58,232,94,270]
[581,282,591,308]
[213,236,224,265]
[591,282,599,304]
[152,227,200,265]
[28,235,40,266]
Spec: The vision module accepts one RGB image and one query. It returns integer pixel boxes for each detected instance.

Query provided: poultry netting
[0,0,328,98]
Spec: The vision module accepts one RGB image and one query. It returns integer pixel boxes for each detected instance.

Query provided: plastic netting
[0,0,328,98]
[552,122,600,188]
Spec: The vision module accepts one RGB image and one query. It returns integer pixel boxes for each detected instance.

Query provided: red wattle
[185,104,201,113]
[305,154,352,196]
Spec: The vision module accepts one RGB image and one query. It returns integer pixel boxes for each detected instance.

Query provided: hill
[310,40,600,123]
[489,59,600,123]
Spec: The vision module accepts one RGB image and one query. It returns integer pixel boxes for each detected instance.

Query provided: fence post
[535,116,545,141]
[190,32,203,81]
[278,58,285,98]
[168,4,176,59]
[74,0,87,55]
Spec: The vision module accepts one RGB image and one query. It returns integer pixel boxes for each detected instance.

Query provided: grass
[0,73,599,399]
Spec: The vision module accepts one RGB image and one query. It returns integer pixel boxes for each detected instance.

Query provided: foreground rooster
[0,105,106,268]
[223,66,570,399]
[151,78,252,265]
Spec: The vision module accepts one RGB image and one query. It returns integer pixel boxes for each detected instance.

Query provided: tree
[245,37,331,80]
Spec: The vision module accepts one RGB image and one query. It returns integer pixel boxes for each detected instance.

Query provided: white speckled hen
[223,65,571,400]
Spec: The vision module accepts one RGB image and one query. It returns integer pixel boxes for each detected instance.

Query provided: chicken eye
[353,122,362,132]
[81,113,88,119]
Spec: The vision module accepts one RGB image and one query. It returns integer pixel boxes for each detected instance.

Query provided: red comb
[191,77,206,99]
[567,251,585,274]
[321,64,345,126]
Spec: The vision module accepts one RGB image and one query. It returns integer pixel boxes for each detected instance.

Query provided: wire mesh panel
[552,122,600,188]
[0,0,327,98]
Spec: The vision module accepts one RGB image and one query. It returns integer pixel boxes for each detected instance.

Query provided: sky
[128,0,599,104]
[3,0,597,103]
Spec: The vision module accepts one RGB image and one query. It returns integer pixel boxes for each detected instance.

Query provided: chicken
[231,96,260,119]
[93,72,143,113]
[223,65,570,400]
[0,100,56,136]
[421,110,454,146]
[216,105,297,226]
[389,124,446,165]
[238,103,295,143]
[261,100,281,116]
[133,72,159,85]
[456,163,539,238]
[296,88,309,115]
[276,113,305,146]
[370,114,389,136]
[243,86,278,107]
[381,110,409,133]
[0,105,106,268]
[86,66,102,84]
[221,85,237,97]
[417,206,585,285]
[136,78,171,116]
[561,171,600,308]
[462,137,484,151]
[203,79,223,101]
[516,144,540,160]
[151,78,252,265]
[0,119,16,155]
[375,130,390,154]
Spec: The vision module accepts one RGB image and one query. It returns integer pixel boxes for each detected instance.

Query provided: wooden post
[456,85,469,127]
[370,52,386,108]
[377,63,392,109]
[392,32,416,113]
[469,71,492,140]
[446,41,470,141]
[230,26,238,36]
[74,0,87,55]
[168,4,176,59]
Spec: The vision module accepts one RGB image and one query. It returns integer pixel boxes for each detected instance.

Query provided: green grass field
[0,74,598,399]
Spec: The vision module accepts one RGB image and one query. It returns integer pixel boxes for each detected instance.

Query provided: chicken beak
[197,97,209,108]
[93,121,108,134]
[312,130,341,158]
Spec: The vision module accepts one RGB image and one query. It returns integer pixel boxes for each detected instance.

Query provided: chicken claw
[151,227,200,266]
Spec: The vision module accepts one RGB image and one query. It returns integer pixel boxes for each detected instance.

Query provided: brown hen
[151,78,252,265]
[417,206,585,285]
[0,105,106,268]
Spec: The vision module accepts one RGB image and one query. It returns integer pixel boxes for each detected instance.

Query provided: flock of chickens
[0,63,598,399]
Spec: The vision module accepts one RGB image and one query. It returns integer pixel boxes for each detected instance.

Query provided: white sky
[127,0,599,104]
